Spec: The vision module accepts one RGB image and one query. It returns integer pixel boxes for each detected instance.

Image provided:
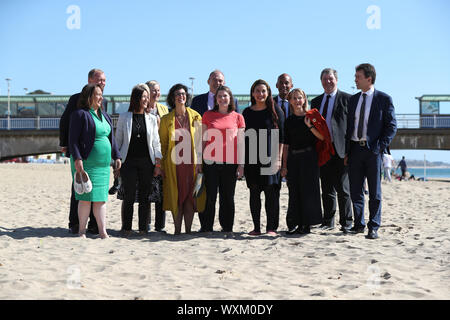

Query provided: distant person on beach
[281,88,323,235]
[383,152,394,182]
[59,68,107,235]
[274,73,294,120]
[397,156,407,179]
[243,79,284,236]
[159,83,206,235]
[69,84,121,238]
[190,70,239,115]
[200,85,245,233]
[311,68,353,234]
[344,63,397,240]
[115,84,162,237]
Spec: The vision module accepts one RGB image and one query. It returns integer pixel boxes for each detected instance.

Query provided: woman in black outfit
[243,79,285,236]
[115,84,162,236]
[281,88,323,234]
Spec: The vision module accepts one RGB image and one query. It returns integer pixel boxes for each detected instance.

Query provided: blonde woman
[281,88,323,235]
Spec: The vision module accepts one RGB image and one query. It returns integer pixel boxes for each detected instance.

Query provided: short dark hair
[77,84,103,110]
[213,85,236,113]
[166,83,191,109]
[128,84,149,112]
[355,63,376,84]
[320,68,338,81]
[88,68,104,79]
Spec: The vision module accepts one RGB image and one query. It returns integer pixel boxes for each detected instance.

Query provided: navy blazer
[311,90,351,159]
[59,92,108,156]
[191,92,240,115]
[69,108,120,161]
[345,89,397,155]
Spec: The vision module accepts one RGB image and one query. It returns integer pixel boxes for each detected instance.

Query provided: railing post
[37,116,40,130]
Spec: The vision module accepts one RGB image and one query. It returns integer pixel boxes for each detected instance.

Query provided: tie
[322,94,331,119]
[357,93,367,140]
[282,100,288,119]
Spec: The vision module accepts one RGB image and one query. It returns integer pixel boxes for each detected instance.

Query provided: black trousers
[202,163,238,232]
[249,184,280,232]
[319,154,353,229]
[69,183,97,229]
[120,157,154,232]
[151,180,166,231]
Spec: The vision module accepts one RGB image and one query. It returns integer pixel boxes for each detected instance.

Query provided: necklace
[134,114,143,138]
[175,112,186,127]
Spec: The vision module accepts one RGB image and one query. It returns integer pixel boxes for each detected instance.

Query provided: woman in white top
[115,84,162,236]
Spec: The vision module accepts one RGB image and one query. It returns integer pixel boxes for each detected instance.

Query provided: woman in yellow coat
[159,83,206,234]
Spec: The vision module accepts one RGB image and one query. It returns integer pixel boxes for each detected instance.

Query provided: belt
[351,140,367,147]
[290,146,312,154]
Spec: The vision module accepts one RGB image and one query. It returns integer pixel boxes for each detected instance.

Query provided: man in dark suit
[191,70,225,116]
[273,73,293,119]
[59,68,107,234]
[345,63,397,239]
[311,68,353,233]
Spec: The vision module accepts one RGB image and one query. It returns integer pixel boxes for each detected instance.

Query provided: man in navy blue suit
[344,63,397,239]
[191,70,239,115]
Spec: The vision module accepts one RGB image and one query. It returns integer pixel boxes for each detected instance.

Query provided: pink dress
[175,114,194,206]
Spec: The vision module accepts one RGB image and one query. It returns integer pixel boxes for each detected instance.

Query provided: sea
[406,168,450,179]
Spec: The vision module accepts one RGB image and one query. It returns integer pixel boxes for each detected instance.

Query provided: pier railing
[0,114,449,130]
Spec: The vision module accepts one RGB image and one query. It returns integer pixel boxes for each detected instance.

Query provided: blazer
[345,89,397,155]
[115,112,162,164]
[273,95,291,119]
[69,108,120,161]
[305,109,335,167]
[311,90,351,158]
[191,92,240,115]
[156,102,169,117]
[59,92,108,156]
[159,108,206,217]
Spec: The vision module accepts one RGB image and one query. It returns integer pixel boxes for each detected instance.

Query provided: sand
[0,163,449,300]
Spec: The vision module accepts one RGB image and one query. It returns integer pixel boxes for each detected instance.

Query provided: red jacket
[305,109,335,166]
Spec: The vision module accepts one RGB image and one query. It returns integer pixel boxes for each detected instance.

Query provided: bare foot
[79,232,86,239]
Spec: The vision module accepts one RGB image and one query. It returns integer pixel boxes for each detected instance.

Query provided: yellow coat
[159,107,206,217]
[156,102,169,117]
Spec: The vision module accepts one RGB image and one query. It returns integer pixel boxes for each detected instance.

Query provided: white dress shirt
[319,89,337,141]
[207,91,215,111]
[352,86,375,141]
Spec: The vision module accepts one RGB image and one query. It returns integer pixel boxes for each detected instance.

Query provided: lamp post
[189,77,195,96]
[5,78,11,130]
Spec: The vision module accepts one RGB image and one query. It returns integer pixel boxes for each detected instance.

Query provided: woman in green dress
[69,84,121,238]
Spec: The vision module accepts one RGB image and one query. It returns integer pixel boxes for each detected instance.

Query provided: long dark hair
[250,79,279,129]
[213,85,236,113]
[128,84,149,112]
[166,83,191,109]
[77,83,103,111]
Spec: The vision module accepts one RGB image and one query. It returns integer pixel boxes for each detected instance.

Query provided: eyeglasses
[175,92,186,97]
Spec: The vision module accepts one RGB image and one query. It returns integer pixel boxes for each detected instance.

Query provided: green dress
[71,109,112,202]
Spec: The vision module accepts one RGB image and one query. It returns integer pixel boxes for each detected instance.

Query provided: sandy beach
[0,163,449,300]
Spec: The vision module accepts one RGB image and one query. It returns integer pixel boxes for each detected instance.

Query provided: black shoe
[319,223,334,230]
[198,228,212,233]
[108,185,119,195]
[296,226,311,234]
[340,227,351,234]
[366,230,379,239]
[69,225,79,234]
[286,226,298,235]
[155,228,167,234]
[350,226,365,234]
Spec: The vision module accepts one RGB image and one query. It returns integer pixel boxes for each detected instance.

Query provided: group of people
[59,63,397,241]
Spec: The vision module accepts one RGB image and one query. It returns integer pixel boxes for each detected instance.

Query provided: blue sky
[0,0,449,162]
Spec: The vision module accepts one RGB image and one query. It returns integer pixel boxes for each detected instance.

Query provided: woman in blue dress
[69,84,121,238]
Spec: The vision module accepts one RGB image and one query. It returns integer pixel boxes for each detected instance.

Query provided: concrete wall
[0,130,59,160]
[390,129,450,150]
